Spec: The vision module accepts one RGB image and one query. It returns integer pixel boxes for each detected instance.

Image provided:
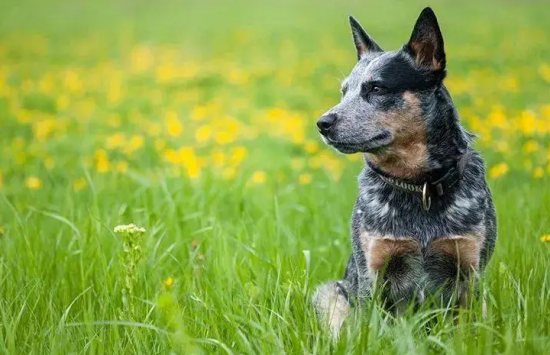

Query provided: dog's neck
[365,86,470,182]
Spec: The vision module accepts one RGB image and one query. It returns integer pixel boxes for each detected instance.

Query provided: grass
[0,0,550,353]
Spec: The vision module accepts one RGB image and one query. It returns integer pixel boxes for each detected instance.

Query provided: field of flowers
[0,0,549,354]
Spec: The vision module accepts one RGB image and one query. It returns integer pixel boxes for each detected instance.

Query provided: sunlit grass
[0,0,549,353]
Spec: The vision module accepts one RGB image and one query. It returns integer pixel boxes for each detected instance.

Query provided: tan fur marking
[359,233,421,276]
[368,238,421,271]
[366,91,428,178]
[411,41,442,71]
[429,235,483,270]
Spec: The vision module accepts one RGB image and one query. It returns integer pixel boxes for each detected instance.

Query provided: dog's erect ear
[349,16,382,60]
[405,7,446,72]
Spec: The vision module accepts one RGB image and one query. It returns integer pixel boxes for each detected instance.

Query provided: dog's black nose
[317,114,337,133]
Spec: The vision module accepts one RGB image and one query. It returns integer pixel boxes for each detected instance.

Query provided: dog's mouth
[322,131,393,154]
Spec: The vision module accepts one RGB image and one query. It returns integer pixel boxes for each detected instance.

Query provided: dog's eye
[370,84,388,95]
[361,82,387,99]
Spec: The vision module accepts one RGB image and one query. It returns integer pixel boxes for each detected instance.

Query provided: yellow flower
[163,277,174,290]
[115,161,129,173]
[73,177,87,191]
[523,140,539,153]
[26,176,43,189]
[191,105,208,121]
[540,235,550,242]
[63,69,82,93]
[106,133,125,150]
[298,173,312,185]
[519,110,537,135]
[539,64,550,83]
[533,167,544,179]
[304,141,319,154]
[195,125,211,143]
[215,131,235,145]
[165,110,183,137]
[130,44,153,73]
[487,106,506,128]
[94,149,110,173]
[230,146,247,166]
[489,163,509,179]
[251,170,267,184]
[56,95,70,111]
[123,135,144,155]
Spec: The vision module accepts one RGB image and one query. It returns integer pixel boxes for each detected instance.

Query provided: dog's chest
[353,182,486,249]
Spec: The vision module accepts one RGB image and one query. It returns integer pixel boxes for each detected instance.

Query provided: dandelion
[522,140,539,153]
[163,277,174,290]
[539,64,550,83]
[195,125,211,143]
[25,176,43,189]
[123,135,144,155]
[56,95,69,111]
[299,173,312,185]
[489,163,509,179]
[230,146,247,166]
[94,149,110,173]
[304,141,319,154]
[165,110,183,137]
[106,133,125,150]
[251,170,267,184]
[519,110,537,135]
[115,161,129,173]
[533,167,544,179]
[215,131,235,145]
[540,235,550,242]
[191,105,208,121]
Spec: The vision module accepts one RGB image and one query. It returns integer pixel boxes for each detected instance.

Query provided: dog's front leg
[361,234,423,314]
[424,235,483,308]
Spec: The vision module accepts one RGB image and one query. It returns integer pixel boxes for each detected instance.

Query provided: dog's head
[318,8,452,177]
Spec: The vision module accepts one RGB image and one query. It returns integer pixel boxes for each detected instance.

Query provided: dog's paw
[312,281,351,339]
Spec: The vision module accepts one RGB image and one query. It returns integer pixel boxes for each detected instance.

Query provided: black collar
[367,153,469,211]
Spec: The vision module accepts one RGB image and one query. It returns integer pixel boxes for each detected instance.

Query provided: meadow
[0,0,549,353]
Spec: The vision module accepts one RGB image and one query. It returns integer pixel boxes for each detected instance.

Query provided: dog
[312,7,497,338]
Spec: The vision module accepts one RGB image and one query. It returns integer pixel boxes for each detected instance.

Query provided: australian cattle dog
[313,7,497,337]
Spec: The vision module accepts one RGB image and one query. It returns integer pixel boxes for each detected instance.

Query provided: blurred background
[1,0,549,190]
[1,0,550,353]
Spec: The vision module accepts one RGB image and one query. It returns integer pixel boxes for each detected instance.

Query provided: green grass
[1,0,550,354]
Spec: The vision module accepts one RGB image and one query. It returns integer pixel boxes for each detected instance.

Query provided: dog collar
[367,156,466,211]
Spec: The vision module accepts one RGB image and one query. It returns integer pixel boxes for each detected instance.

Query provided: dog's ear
[349,16,382,60]
[405,7,446,72]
